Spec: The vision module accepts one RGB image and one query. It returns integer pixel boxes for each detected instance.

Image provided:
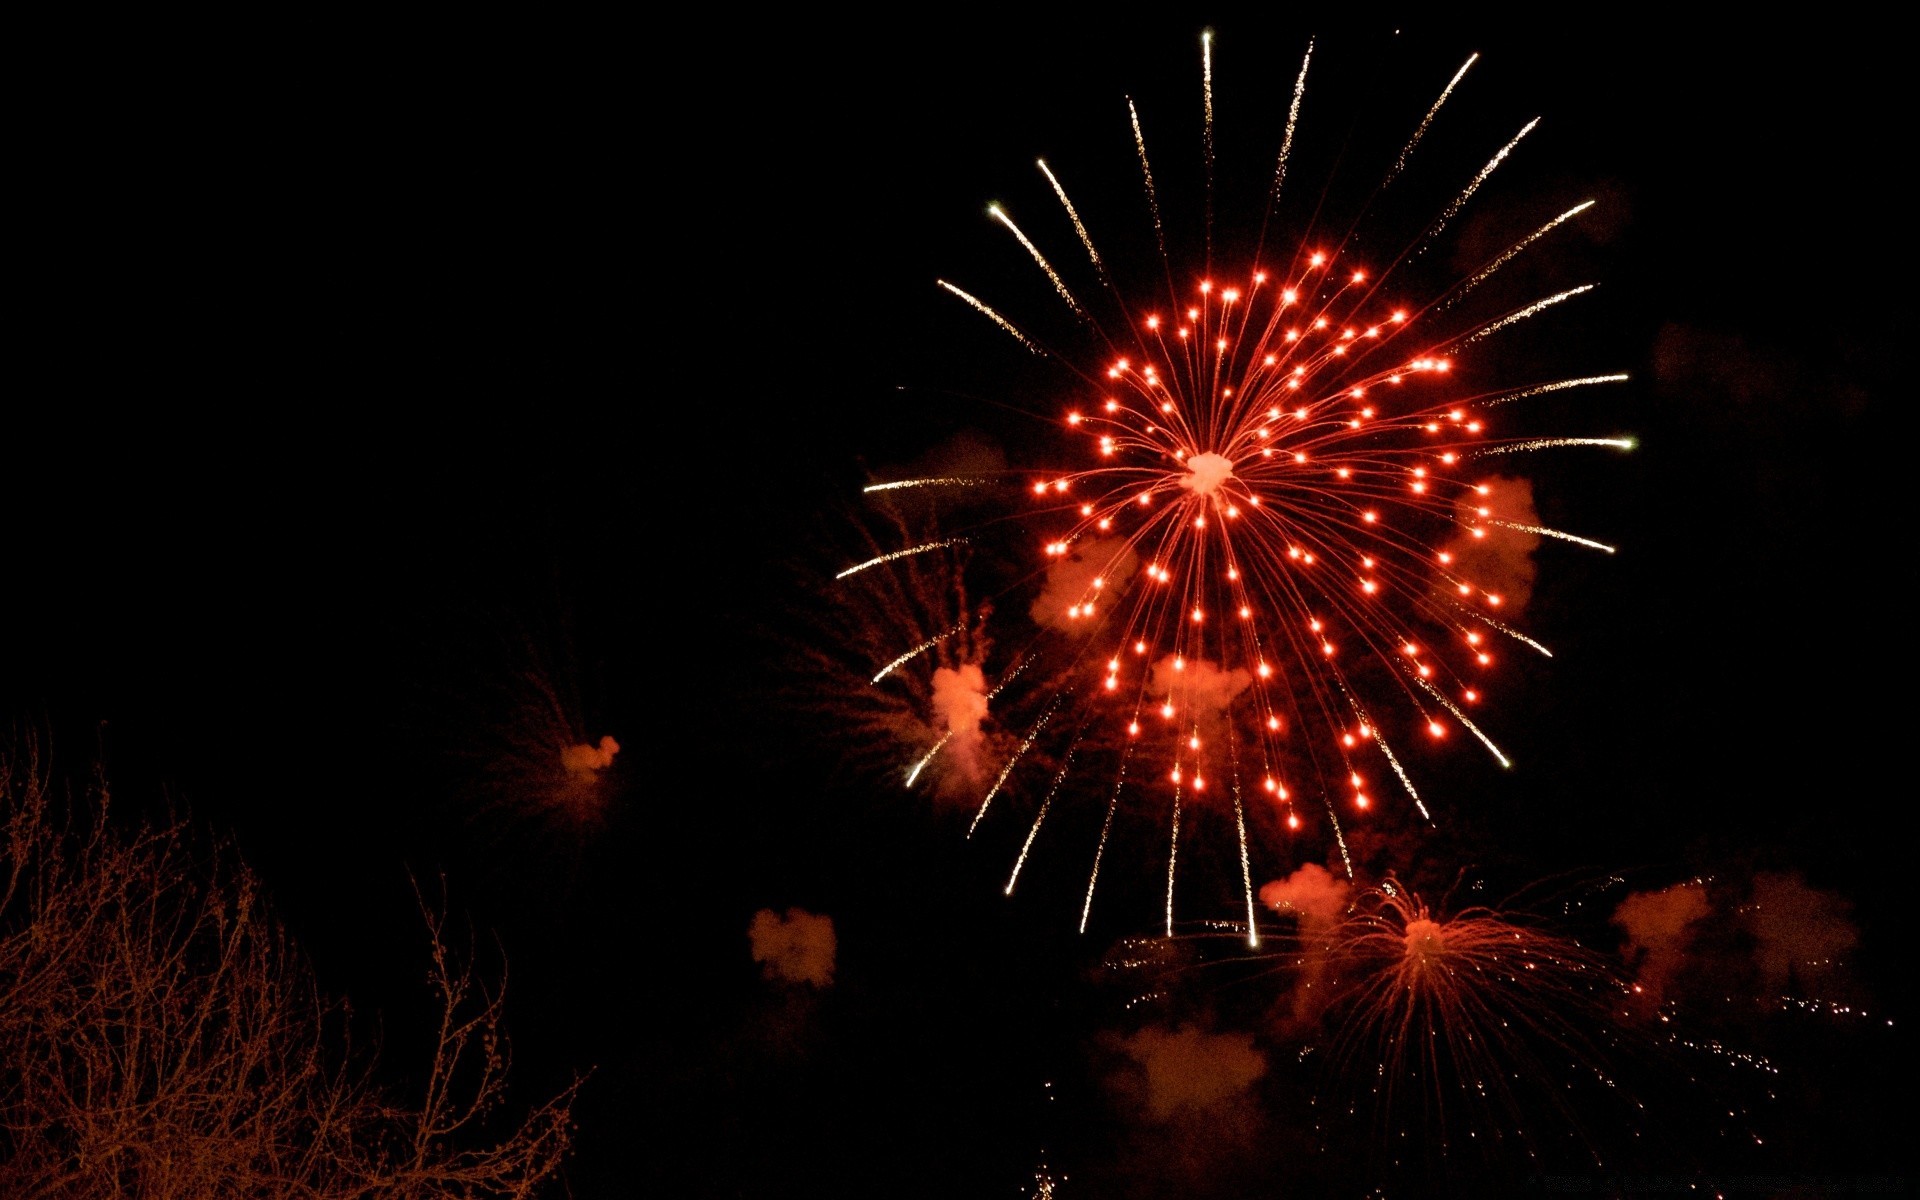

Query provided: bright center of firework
[1403,917,1447,967]
[1180,452,1236,497]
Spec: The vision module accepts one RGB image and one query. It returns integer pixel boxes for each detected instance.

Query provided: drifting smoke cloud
[1612,869,1861,1006]
[1259,863,1353,1033]
[1030,536,1137,630]
[1258,862,1351,929]
[1093,1022,1273,1197]
[1114,1024,1267,1122]
[1748,870,1858,992]
[1611,881,1711,1006]
[1438,475,1540,611]
[560,735,620,776]
[930,664,988,739]
[748,907,836,989]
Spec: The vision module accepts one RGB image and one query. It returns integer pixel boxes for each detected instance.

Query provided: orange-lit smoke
[1437,475,1541,611]
[1611,881,1710,1006]
[748,907,836,989]
[560,735,620,776]
[1030,536,1138,630]
[1115,1024,1267,1122]
[1257,862,1351,929]
[1748,870,1858,993]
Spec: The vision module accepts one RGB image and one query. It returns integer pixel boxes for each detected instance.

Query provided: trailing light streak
[1449,201,1596,305]
[1268,39,1312,207]
[1484,519,1618,554]
[1080,752,1132,935]
[989,203,1086,316]
[1430,117,1539,241]
[1165,780,1183,937]
[905,730,953,788]
[1039,158,1105,278]
[1129,97,1166,260]
[937,279,1045,353]
[1416,676,1511,767]
[1455,284,1597,349]
[1475,436,1636,457]
[969,702,1058,835]
[837,538,967,580]
[863,477,994,492]
[1387,53,1478,186]
[1486,373,1630,406]
[871,618,968,683]
[1007,750,1076,895]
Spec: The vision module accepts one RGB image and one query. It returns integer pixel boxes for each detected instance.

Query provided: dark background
[8,16,1911,1196]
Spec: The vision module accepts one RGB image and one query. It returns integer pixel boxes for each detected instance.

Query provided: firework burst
[844,32,1629,932]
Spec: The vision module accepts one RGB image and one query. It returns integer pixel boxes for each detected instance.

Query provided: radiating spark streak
[1269,39,1311,206]
[1233,776,1258,947]
[1007,750,1076,895]
[1467,610,1555,658]
[905,731,953,789]
[989,204,1086,316]
[1038,158,1105,278]
[1387,52,1478,186]
[837,537,967,580]
[1455,284,1595,349]
[936,279,1045,354]
[970,703,1058,835]
[1345,688,1430,820]
[1447,201,1593,307]
[1417,677,1511,768]
[1165,782,1183,937]
[863,477,994,492]
[1430,117,1539,242]
[1486,372,1629,406]
[1326,800,1354,879]
[1373,719,1432,822]
[871,618,968,684]
[1474,437,1636,457]
[1484,519,1617,553]
[1202,30,1215,259]
[1080,753,1131,935]
[1129,98,1166,260]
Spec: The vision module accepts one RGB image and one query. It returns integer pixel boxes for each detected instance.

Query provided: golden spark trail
[1430,117,1539,242]
[871,618,968,684]
[1165,780,1183,937]
[1129,98,1167,261]
[1080,752,1131,934]
[1474,437,1636,457]
[1373,719,1432,822]
[1448,201,1594,306]
[1202,30,1215,260]
[970,702,1058,835]
[863,477,994,492]
[1462,608,1555,658]
[936,280,1045,354]
[1484,519,1617,553]
[837,537,967,580]
[1417,676,1511,768]
[989,204,1086,316]
[905,731,953,789]
[1486,372,1629,406]
[1269,39,1312,206]
[1038,159,1105,278]
[1007,750,1076,895]
[1387,52,1478,186]
[1455,284,1596,349]
[1232,772,1259,947]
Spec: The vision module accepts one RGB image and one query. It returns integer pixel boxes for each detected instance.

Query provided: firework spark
[848,33,1629,929]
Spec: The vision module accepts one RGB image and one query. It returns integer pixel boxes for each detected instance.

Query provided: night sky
[9,17,1912,1197]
